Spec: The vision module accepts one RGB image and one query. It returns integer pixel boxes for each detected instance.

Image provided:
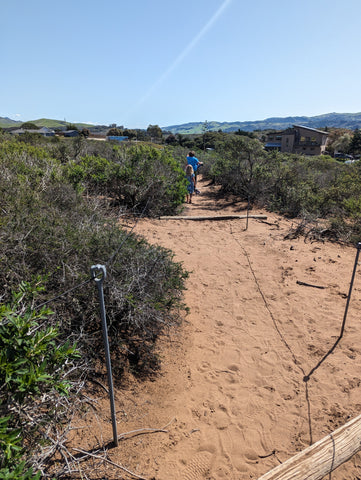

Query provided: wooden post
[257,414,361,480]
[159,215,267,221]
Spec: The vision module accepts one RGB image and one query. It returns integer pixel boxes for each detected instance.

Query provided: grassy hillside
[0,117,20,128]
[29,118,95,129]
[0,116,96,130]
[3,111,361,134]
[164,112,361,134]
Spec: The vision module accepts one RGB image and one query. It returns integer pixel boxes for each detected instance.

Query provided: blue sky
[2,0,361,129]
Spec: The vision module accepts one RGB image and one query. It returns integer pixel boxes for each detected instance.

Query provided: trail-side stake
[159,214,267,221]
[91,264,118,447]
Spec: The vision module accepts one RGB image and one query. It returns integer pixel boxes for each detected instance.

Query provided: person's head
[188,150,195,157]
[185,164,194,175]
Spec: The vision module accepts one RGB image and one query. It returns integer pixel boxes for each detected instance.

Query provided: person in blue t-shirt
[186,151,203,193]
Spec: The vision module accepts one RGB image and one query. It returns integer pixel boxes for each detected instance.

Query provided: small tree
[211,136,267,205]
[20,122,39,130]
[333,133,352,155]
[107,127,123,136]
[147,124,163,142]
[165,134,178,145]
[202,120,209,151]
[123,128,137,139]
[66,123,79,131]
[135,129,148,141]
[350,128,361,155]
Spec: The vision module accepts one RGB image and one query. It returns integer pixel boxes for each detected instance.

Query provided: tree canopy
[21,122,39,130]
[147,124,163,140]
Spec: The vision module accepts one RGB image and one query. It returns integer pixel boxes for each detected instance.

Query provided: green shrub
[0,460,40,480]
[0,285,79,402]
[0,135,189,476]
[65,153,117,192]
[201,141,361,242]
[0,137,188,377]
[65,144,187,215]
[0,283,79,478]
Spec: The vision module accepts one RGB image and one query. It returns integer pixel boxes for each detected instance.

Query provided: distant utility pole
[202,120,209,151]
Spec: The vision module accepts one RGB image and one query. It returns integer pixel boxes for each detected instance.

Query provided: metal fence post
[339,241,361,338]
[91,264,118,447]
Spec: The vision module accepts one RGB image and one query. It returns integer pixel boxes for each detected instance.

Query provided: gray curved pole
[91,264,118,447]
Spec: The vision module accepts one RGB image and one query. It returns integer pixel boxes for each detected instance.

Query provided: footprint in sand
[198,361,211,373]
[182,451,213,480]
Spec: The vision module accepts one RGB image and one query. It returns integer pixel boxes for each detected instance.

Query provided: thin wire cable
[229,223,313,444]
[230,225,361,446]
[34,277,93,310]
[303,241,361,382]
[229,224,306,376]
[105,200,149,268]
[32,202,150,311]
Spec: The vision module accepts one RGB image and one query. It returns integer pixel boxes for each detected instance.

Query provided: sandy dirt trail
[73,177,361,479]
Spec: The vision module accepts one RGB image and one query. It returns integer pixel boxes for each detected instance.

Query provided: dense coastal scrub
[0,134,188,477]
[201,136,361,243]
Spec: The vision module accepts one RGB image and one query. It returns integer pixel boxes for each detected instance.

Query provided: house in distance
[265,125,329,155]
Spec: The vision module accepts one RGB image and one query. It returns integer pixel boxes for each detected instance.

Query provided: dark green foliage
[165,133,178,145]
[204,136,269,202]
[17,132,43,145]
[234,129,255,138]
[66,123,78,131]
[202,138,361,242]
[113,145,186,215]
[65,144,187,216]
[0,134,189,474]
[107,127,124,136]
[20,122,39,130]
[147,124,163,142]
[0,462,40,480]
[0,283,79,479]
[349,128,361,155]
[0,289,79,402]
[65,153,116,191]
[0,137,188,373]
[123,128,138,139]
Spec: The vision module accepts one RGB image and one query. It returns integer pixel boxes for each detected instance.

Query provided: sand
[70,176,361,479]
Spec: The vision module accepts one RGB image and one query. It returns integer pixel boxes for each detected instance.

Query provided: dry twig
[72,448,148,480]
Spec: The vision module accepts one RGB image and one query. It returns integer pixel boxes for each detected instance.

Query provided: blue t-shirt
[187,156,200,172]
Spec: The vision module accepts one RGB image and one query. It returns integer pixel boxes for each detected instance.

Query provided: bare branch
[72,448,148,480]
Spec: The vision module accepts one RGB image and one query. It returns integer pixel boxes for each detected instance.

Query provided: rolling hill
[2,112,361,134]
[0,117,21,128]
[163,112,361,134]
[0,117,95,130]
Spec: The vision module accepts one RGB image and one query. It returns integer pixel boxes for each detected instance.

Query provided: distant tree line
[199,134,361,243]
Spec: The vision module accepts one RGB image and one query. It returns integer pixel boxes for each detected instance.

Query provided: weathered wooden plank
[257,413,361,480]
[159,215,268,221]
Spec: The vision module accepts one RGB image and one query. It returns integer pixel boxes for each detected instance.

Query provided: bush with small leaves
[0,282,79,478]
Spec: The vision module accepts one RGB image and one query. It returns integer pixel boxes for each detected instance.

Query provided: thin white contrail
[125,0,232,121]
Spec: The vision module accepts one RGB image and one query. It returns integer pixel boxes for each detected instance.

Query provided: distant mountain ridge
[0,117,94,130]
[2,112,361,133]
[163,112,361,134]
